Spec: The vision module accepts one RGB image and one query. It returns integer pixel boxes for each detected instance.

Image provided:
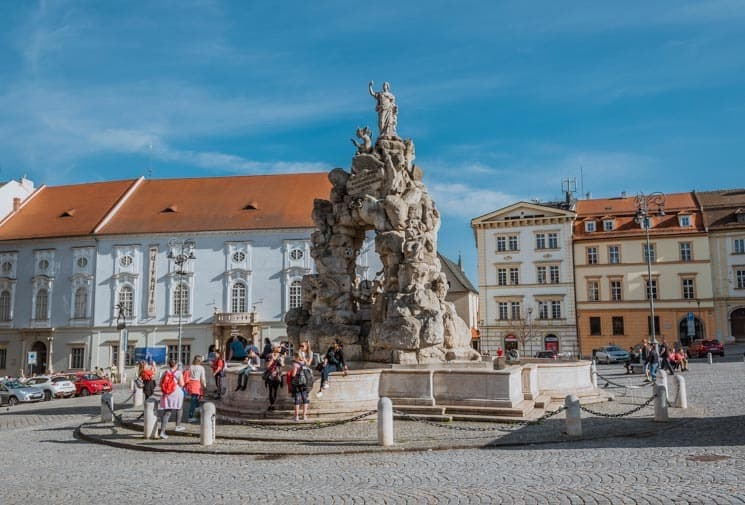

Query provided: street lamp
[634,192,665,351]
[115,302,127,384]
[167,238,196,368]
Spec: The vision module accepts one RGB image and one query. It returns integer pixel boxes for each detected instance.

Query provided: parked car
[687,339,724,358]
[66,372,113,396]
[594,345,630,364]
[0,380,45,406]
[535,350,558,359]
[24,376,76,400]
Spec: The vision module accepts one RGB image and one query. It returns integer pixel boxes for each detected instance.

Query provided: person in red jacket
[211,351,225,399]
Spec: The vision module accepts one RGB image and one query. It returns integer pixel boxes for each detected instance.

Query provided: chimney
[621,191,627,198]
[12,197,21,211]
[585,192,592,200]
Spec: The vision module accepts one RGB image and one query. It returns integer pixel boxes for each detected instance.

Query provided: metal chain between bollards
[390,405,567,432]
[217,409,378,431]
[596,372,652,390]
[579,394,656,418]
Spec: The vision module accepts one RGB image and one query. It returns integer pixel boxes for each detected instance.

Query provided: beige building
[574,192,714,356]
[472,201,578,357]
[696,189,745,342]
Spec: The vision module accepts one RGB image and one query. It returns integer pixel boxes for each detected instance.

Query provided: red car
[688,339,724,358]
[66,372,113,396]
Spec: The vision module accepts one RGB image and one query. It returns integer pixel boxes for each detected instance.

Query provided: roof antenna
[147,142,153,178]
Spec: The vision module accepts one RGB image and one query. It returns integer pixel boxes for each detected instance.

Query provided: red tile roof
[573,192,703,240]
[0,173,332,240]
[96,173,331,235]
[0,180,138,240]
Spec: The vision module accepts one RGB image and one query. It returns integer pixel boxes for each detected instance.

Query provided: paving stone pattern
[1,348,744,504]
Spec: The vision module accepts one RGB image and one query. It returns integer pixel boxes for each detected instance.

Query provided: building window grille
[173,283,189,316]
[680,242,692,262]
[548,233,558,249]
[289,280,303,309]
[589,317,602,335]
[682,279,695,300]
[231,283,247,313]
[608,246,620,264]
[0,291,10,321]
[35,289,49,320]
[588,281,599,301]
[74,287,87,319]
[587,247,598,265]
[70,348,85,369]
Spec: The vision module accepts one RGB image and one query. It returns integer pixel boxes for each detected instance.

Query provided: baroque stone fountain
[217,83,602,421]
[285,81,479,365]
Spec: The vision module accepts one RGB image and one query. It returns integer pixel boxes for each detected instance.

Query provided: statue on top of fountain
[285,81,480,365]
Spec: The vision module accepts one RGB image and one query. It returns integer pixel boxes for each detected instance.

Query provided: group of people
[624,340,689,380]
[138,338,350,437]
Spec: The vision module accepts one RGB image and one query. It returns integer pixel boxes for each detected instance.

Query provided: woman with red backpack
[263,346,284,412]
[139,360,157,399]
[158,359,185,439]
[211,351,225,399]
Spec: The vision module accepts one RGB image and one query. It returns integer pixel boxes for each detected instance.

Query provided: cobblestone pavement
[1,348,744,504]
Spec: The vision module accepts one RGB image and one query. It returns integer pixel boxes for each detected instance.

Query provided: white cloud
[429,182,517,218]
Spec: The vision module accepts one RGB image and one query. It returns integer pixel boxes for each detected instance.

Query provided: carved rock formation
[286,84,479,364]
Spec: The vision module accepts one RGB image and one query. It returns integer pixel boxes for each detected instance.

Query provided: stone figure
[351,126,373,154]
[284,82,480,364]
[369,81,398,138]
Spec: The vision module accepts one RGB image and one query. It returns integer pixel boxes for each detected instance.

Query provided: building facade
[438,253,479,349]
[696,189,745,342]
[471,201,578,357]
[0,173,389,378]
[574,192,714,356]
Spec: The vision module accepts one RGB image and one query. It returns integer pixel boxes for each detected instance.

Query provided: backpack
[161,370,177,395]
[263,360,281,386]
[291,365,314,390]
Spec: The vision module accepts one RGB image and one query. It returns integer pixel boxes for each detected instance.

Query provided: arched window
[174,283,189,316]
[74,287,87,319]
[118,286,133,317]
[231,283,247,313]
[289,280,303,309]
[35,289,49,320]
[0,290,10,321]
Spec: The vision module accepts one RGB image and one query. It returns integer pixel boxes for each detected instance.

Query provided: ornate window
[118,286,134,317]
[289,249,304,261]
[35,289,49,320]
[77,257,88,268]
[289,280,303,309]
[73,287,87,319]
[173,283,189,316]
[119,255,133,268]
[0,290,10,321]
[231,283,247,313]
[1,262,11,274]
[232,251,246,263]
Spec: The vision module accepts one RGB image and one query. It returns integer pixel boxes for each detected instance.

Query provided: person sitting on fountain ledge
[235,348,261,391]
[316,339,348,398]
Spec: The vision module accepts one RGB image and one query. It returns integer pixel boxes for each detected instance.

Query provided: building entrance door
[731,308,745,341]
[30,341,47,375]
[544,334,559,352]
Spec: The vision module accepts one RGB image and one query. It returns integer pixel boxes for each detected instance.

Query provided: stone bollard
[564,394,582,437]
[377,397,394,447]
[674,375,688,409]
[590,361,598,389]
[707,352,713,364]
[654,385,669,422]
[134,386,144,408]
[101,392,114,423]
[200,402,216,446]
[144,398,159,439]
[493,356,507,370]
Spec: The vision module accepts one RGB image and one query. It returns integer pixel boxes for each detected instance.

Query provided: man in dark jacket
[316,339,348,397]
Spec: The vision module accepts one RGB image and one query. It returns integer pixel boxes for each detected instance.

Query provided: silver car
[0,380,45,406]
[595,345,631,364]
[24,376,77,400]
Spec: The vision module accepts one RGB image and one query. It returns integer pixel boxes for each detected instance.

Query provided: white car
[24,376,77,400]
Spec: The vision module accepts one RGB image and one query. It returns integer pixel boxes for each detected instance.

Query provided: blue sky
[1,1,745,281]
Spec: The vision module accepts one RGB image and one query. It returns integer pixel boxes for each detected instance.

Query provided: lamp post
[527,306,534,357]
[115,302,127,384]
[167,239,196,368]
[634,192,665,351]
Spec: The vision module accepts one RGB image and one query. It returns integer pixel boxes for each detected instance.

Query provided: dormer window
[678,214,691,227]
[585,221,596,233]
[161,205,178,213]
[603,219,614,231]
[640,217,652,229]
[735,209,745,224]
[60,209,76,218]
